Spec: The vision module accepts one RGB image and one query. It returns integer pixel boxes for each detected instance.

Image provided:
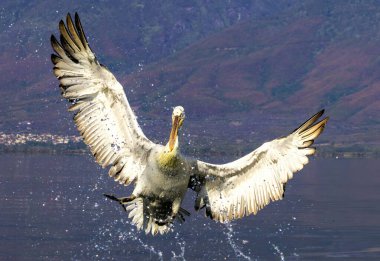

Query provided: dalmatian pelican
[51,13,329,235]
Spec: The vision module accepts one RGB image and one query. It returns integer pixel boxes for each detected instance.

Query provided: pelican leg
[103,193,136,211]
[203,197,213,219]
[176,207,191,223]
[179,207,190,217]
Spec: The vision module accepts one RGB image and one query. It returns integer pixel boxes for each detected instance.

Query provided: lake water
[0,153,379,260]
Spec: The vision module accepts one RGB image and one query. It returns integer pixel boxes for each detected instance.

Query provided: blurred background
[0,0,379,156]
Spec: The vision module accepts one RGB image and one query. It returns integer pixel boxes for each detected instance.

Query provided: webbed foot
[176,207,191,223]
[103,193,136,211]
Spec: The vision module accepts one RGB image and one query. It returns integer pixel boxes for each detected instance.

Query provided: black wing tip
[63,12,81,22]
[316,110,329,127]
[293,109,327,134]
[66,13,80,32]
[314,109,325,119]
[66,12,73,20]
[50,34,57,43]
[51,53,60,64]
[74,12,81,29]
[317,116,329,129]
[50,34,62,53]
[319,116,329,131]
[58,20,66,34]
[55,12,80,29]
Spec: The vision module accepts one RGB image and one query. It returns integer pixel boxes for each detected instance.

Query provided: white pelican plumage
[51,13,329,235]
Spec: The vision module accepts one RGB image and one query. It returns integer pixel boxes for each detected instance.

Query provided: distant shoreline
[1,143,379,159]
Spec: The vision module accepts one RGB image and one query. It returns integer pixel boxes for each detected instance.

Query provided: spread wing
[51,13,154,185]
[189,110,328,222]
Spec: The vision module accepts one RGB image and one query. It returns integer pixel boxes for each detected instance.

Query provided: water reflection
[0,153,379,260]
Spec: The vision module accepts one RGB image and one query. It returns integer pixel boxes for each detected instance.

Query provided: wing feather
[51,13,154,185]
[190,110,328,222]
[66,14,84,50]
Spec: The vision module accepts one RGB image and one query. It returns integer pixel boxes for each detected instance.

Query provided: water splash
[270,242,285,261]
[88,219,164,260]
[67,168,166,260]
[133,234,164,261]
[171,232,186,260]
[224,222,252,260]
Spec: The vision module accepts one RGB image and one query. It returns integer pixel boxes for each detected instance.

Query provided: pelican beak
[169,115,181,151]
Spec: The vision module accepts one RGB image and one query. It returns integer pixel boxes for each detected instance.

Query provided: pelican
[51,13,329,235]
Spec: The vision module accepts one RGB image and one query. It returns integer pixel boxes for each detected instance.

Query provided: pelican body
[130,107,191,232]
[51,13,329,235]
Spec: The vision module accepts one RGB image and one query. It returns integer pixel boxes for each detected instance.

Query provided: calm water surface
[0,153,379,260]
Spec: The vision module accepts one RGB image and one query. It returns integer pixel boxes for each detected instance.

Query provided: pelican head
[168,106,185,152]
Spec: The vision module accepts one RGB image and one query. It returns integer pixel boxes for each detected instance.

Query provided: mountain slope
[124,2,380,123]
[0,0,379,151]
[0,0,294,133]
[119,0,380,148]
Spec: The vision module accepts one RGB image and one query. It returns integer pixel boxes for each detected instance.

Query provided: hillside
[0,0,293,133]
[121,0,380,150]
[0,0,379,153]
